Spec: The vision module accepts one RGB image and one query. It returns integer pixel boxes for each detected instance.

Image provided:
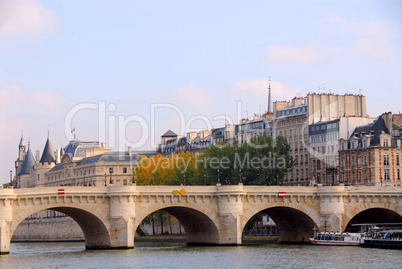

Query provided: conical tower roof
[18,145,35,175]
[40,134,56,164]
[162,130,177,137]
[60,143,65,156]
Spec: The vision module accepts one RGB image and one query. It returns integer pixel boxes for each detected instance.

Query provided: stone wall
[12,216,84,241]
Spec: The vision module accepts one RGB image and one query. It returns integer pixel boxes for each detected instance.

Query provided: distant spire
[267,77,272,113]
[60,142,65,156]
[19,131,25,147]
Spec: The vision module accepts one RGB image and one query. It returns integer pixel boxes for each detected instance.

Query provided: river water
[1,242,401,269]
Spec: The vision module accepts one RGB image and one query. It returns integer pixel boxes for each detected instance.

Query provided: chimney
[36,150,40,164]
[382,112,393,134]
[128,146,132,156]
[101,142,106,149]
[56,149,61,164]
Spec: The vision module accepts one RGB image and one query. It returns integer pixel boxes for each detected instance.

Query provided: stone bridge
[1,184,402,254]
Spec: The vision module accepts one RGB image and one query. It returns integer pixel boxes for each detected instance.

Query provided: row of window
[312,144,339,155]
[341,138,392,150]
[277,117,306,127]
[286,168,309,180]
[310,122,338,132]
[310,133,339,143]
[341,169,401,182]
[276,106,307,117]
[293,154,310,165]
[340,154,401,169]
[47,167,132,182]
[312,158,337,171]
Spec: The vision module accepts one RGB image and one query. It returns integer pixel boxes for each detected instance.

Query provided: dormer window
[384,139,389,147]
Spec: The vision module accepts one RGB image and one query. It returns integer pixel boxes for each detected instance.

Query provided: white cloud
[324,16,402,38]
[267,17,402,65]
[0,0,59,36]
[267,45,323,64]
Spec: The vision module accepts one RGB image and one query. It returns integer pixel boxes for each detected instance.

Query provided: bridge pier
[0,189,15,255]
[108,187,137,249]
[0,221,11,255]
[216,185,244,245]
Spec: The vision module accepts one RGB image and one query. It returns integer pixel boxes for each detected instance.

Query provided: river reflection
[1,242,401,269]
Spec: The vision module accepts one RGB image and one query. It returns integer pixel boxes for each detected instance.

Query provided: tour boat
[360,229,402,249]
[309,231,361,246]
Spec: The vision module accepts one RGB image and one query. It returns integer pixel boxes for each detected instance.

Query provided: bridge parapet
[1,185,402,254]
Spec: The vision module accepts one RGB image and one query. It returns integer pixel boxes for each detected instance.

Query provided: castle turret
[17,142,35,188]
[35,129,56,187]
[15,133,26,180]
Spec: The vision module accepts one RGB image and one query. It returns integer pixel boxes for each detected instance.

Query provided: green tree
[198,135,293,185]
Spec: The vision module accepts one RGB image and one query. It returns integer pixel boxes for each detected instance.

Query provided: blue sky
[1,0,401,184]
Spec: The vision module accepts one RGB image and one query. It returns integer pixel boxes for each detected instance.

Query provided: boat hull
[308,238,360,246]
[360,239,402,249]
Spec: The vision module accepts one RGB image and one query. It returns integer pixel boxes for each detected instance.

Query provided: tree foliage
[199,136,293,185]
[135,136,292,186]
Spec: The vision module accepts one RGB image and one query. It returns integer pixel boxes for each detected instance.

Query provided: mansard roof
[64,139,100,157]
[48,163,63,173]
[162,130,177,137]
[40,137,56,164]
[74,151,157,167]
[18,147,35,175]
[350,116,389,147]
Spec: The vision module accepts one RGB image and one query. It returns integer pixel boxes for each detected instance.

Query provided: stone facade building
[339,112,402,186]
[14,133,156,188]
[309,117,375,185]
[273,97,309,185]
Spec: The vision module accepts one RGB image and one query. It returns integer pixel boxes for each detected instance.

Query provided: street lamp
[183,174,186,186]
[9,170,12,187]
[380,177,383,187]
[204,173,206,186]
[104,173,107,187]
[132,169,136,185]
[239,169,242,184]
[217,169,220,184]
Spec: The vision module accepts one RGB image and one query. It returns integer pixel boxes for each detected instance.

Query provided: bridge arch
[11,203,111,249]
[344,205,402,232]
[241,203,320,242]
[134,202,220,245]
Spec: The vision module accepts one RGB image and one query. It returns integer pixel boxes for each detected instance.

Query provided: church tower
[15,133,26,180]
[267,77,272,114]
